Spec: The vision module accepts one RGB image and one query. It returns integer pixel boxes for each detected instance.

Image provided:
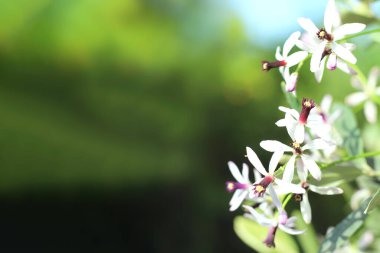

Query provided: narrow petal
[253,169,262,182]
[286,51,308,67]
[321,94,332,113]
[278,106,300,119]
[229,189,243,205]
[286,72,298,92]
[334,23,366,40]
[296,159,307,182]
[301,194,312,224]
[314,57,326,83]
[337,59,355,75]
[283,155,296,183]
[275,46,282,61]
[294,124,305,143]
[275,118,287,127]
[243,205,274,226]
[246,147,267,176]
[279,224,305,235]
[228,161,245,183]
[275,179,305,194]
[324,0,337,33]
[345,92,367,106]
[303,139,330,150]
[327,53,337,70]
[310,41,327,72]
[286,217,297,227]
[242,163,249,182]
[283,31,301,57]
[269,151,283,174]
[260,140,292,152]
[268,184,282,211]
[229,191,248,211]
[364,101,377,123]
[301,155,321,180]
[368,67,379,88]
[331,42,356,64]
[309,185,343,195]
[297,18,319,34]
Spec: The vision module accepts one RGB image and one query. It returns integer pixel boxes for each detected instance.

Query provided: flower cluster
[225,0,380,249]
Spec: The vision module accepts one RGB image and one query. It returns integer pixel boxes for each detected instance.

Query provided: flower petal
[324,0,338,33]
[283,31,301,57]
[321,94,332,113]
[229,191,248,211]
[314,57,326,83]
[301,193,312,224]
[260,140,292,152]
[303,138,330,150]
[301,155,321,180]
[228,161,245,183]
[229,189,243,205]
[279,224,305,235]
[309,185,343,195]
[269,151,283,174]
[268,184,282,211]
[242,163,249,182]
[286,51,308,68]
[246,147,267,176]
[368,67,380,88]
[285,72,298,92]
[364,101,377,123]
[331,42,357,64]
[243,205,274,226]
[345,92,367,106]
[275,46,282,61]
[327,53,337,70]
[296,159,307,182]
[275,179,305,194]
[297,17,319,34]
[294,123,305,143]
[310,41,327,72]
[275,118,287,127]
[337,59,355,75]
[334,23,366,40]
[283,155,296,183]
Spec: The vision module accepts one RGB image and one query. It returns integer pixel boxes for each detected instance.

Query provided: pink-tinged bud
[286,73,298,92]
[263,226,278,248]
[262,60,287,72]
[327,53,337,70]
[253,175,274,197]
[226,181,249,192]
[278,211,288,225]
[299,98,315,124]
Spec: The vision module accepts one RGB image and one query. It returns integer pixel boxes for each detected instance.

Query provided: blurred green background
[0,0,379,252]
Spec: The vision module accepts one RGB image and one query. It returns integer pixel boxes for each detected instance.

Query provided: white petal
[260,140,292,152]
[229,190,248,211]
[246,147,267,176]
[309,185,343,195]
[275,46,282,61]
[334,23,366,40]
[297,18,319,34]
[331,42,356,64]
[269,151,283,174]
[286,72,298,92]
[368,67,380,88]
[283,155,296,183]
[364,101,377,123]
[228,161,245,183]
[243,205,274,226]
[327,53,337,70]
[253,168,262,182]
[279,106,300,119]
[275,118,287,127]
[324,0,338,33]
[279,224,305,235]
[229,189,243,205]
[286,51,308,67]
[321,94,333,113]
[268,184,282,211]
[345,92,367,106]
[283,31,301,57]
[242,163,249,182]
[296,159,307,182]
[303,139,330,150]
[294,124,305,143]
[286,217,297,228]
[301,193,312,224]
[337,59,355,75]
[314,57,326,83]
[301,155,321,180]
[310,41,328,72]
[275,179,305,194]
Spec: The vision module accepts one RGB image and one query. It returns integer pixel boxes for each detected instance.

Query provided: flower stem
[321,150,380,170]
[282,193,293,209]
[337,28,380,42]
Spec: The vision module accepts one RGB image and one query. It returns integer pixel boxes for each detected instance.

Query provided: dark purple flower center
[299,98,315,124]
[317,28,333,42]
[253,175,274,197]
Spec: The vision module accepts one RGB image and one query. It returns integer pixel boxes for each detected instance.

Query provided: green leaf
[292,210,319,253]
[318,198,370,253]
[365,189,380,214]
[234,216,299,253]
[332,103,368,170]
[281,82,300,111]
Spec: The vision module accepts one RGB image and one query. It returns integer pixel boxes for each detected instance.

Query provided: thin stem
[337,28,380,42]
[348,62,367,86]
[282,194,293,209]
[295,54,311,73]
[321,150,380,170]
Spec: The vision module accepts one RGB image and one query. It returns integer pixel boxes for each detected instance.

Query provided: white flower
[297,0,366,73]
[296,33,356,82]
[243,205,304,248]
[226,162,253,211]
[345,67,380,123]
[260,137,331,182]
[275,98,320,143]
[295,159,343,223]
[246,147,305,196]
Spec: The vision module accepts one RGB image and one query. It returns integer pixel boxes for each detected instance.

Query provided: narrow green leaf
[234,216,299,253]
[364,189,380,214]
[318,198,370,253]
[281,82,300,111]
